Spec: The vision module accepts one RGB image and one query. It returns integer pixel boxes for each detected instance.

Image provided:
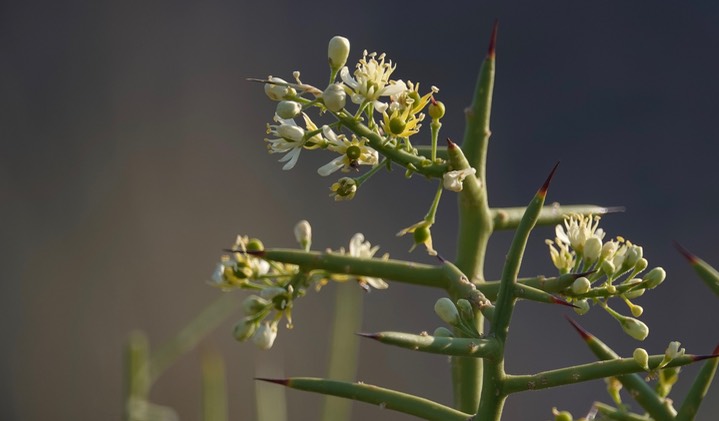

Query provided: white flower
[328,36,350,72]
[265,113,321,170]
[252,322,278,350]
[545,239,576,274]
[348,233,388,290]
[555,214,605,254]
[443,168,477,192]
[340,50,407,113]
[317,126,378,176]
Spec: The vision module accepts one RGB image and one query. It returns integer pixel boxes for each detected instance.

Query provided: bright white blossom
[545,238,576,274]
[443,168,477,192]
[340,50,407,113]
[348,233,388,290]
[317,126,378,176]
[555,214,605,255]
[265,113,321,170]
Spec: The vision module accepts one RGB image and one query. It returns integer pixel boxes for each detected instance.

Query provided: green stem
[321,283,363,421]
[125,331,150,421]
[416,145,448,160]
[503,354,710,393]
[592,402,649,421]
[430,119,441,162]
[259,377,475,421]
[202,351,228,421]
[255,249,451,289]
[148,293,239,384]
[490,205,622,230]
[355,158,387,187]
[478,273,582,300]
[675,345,719,421]
[425,181,443,223]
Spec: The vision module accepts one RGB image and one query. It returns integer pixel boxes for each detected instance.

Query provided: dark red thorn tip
[355,332,380,339]
[223,248,265,256]
[714,343,719,355]
[564,316,592,340]
[692,353,719,362]
[539,162,560,196]
[552,296,578,308]
[447,138,457,149]
[488,20,498,58]
[255,377,289,386]
[673,241,698,264]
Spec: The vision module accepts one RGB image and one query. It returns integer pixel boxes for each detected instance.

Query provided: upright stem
[450,22,498,415]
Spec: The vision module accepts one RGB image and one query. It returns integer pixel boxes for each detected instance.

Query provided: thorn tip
[255,377,289,386]
[488,20,498,58]
[539,162,560,196]
[564,315,592,340]
[673,241,698,264]
[552,296,578,308]
[446,138,457,149]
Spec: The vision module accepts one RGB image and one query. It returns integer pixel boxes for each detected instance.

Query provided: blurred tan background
[2,1,719,420]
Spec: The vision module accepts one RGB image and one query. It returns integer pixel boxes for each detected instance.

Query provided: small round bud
[388,117,407,135]
[328,36,350,72]
[294,220,312,250]
[633,348,650,370]
[571,277,591,294]
[433,327,454,337]
[246,238,264,252]
[552,408,573,421]
[620,316,649,341]
[583,237,602,263]
[630,304,644,317]
[624,287,645,299]
[643,267,666,289]
[322,83,346,112]
[413,225,431,245]
[252,322,278,350]
[428,100,445,119]
[573,299,590,315]
[624,245,643,269]
[434,297,460,326]
[635,257,648,272]
[276,101,302,119]
[277,124,305,142]
[233,318,258,341]
[606,284,617,294]
[264,77,295,101]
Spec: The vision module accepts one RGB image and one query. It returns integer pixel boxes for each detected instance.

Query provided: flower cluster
[259,36,445,202]
[209,222,388,349]
[545,214,666,341]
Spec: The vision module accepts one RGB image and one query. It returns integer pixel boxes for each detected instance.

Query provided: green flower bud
[633,347,650,370]
[624,287,645,299]
[551,408,573,421]
[252,322,278,350]
[643,267,666,289]
[620,316,649,341]
[601,260,616,277]
[322,83,346,112]
[573,299,590,315]
[275,100,302,119]
[624,245,643,269]
[434,297,460,326]
[583,237,602,263]
[242,295,270,315]
[634,257,648,273]
[433,327,454,337]
[456,299,474,324]
[328,36,350,72]
[571,277,591,294]
[233,318,258,341]
[428,100,445,119]
[294,220,312,251]
[246,238,264,252]
[629,304,643,317]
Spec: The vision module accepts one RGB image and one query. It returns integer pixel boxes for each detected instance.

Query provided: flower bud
[601,260,616,277]
[624,287,645,299]
[252,322,278,350]
[277,124,305,142]
[620,316,649,341]
[583,237,602,263]
[571,277,591,294]
[294,220,312,250]
[551,408,573,421]
[246,238,264,252]
[634,257,648,273]
[276,101,302,119]
[456,299,474,324]
[633,347,650,370]
[264,77,295,101]
[428,101,445,120]
[601,240,619,260]
[242,295,270,315]
[624,245,643,269]
[629,303,643,317]
[328,36,350,72]
[433,327,454,337]
[573,299,590,315]
[233,318,258,341]
[643,267,666,289]
[434,297,460,326]
[659,341,685,368]
[323,83,346,112]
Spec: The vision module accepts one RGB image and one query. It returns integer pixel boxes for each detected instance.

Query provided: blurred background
[2,1,719,420]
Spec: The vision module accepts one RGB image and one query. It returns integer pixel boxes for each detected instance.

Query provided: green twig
[358,331,500,358]
[490,205,623,230]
